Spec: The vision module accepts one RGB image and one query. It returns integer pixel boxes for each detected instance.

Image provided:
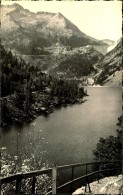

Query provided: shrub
[92,116,122,176]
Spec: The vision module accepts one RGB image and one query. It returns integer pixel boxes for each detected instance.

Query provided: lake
[1,87,122,167]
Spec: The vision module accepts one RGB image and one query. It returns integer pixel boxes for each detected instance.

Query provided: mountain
[1,3,106,55]
[102,39,115,46]
[95,38,122,86]
[93,39,116,55]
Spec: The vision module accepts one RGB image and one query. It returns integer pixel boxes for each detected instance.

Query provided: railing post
[52,166,57,195]
[86,164,88,176]
[31,176,36,194]
[85,164,88,192]
[97,162,100,183]
[85,164,91,193]
[97,171,100,183]
[71,165,74,192]
[15,176,21,194]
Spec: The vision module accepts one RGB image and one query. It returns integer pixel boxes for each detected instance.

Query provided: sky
[2,0,122,41]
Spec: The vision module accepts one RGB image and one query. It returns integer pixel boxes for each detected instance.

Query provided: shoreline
[1,92,88,127]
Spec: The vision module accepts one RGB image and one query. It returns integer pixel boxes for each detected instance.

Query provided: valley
[1,3,122,87]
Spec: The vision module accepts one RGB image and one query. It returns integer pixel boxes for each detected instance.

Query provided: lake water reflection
[1,87,122,166]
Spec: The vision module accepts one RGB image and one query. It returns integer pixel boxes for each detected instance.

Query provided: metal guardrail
[0,160,121,195]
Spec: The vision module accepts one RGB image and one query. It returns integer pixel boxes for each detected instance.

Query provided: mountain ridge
[1,3,107,53]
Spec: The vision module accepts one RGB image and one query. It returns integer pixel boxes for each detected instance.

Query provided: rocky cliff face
[95,38,122,86]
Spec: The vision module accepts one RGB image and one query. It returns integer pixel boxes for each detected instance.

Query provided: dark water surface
[1,87,122,166]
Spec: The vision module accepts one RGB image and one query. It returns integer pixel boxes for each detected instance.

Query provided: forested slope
[1,45,86,126]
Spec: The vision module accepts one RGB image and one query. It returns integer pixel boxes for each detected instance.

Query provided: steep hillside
[95,38,122,86]
[1,45,86,126]
[48,46,103,78]
[1,3,106,55]
[18,45,103,79]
